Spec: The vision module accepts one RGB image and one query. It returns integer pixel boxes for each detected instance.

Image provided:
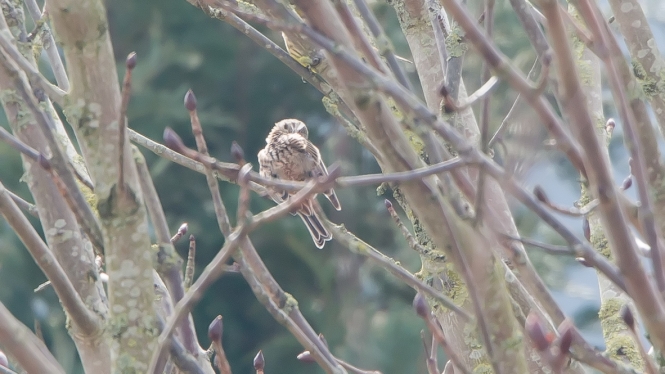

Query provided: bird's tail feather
[298,212,331,249]
[325,189,341,211]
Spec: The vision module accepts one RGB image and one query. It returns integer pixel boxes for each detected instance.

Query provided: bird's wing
[258,148,288,205]
[305,141,342,211]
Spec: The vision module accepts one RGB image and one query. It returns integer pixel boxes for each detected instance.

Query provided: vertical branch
[47,0,158,369]
[606,0,665,134]
[567,4,644,368]
[0,8,110,373]
[539,0,665,354]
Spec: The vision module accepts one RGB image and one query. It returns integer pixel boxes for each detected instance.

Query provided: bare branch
[0,302,65,374]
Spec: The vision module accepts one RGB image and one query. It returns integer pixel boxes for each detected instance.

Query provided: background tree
[0,0,664,373]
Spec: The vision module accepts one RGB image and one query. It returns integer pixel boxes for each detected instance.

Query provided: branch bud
[583,218,590,242]
[605,118,615,136]
[208,315,223,342]
[163,127,186,153]
[533,185,548,204]
[184,89,197,111]
[525,312,551,351]
[558,320,573,355]
[253,350,265,370]
[297,351,315,363]
[126,52,137,70]
[620,305,635,330]
[231,141,245,163]
[621,176,632,190]
[413,293,429,318]
[318,333,328,347]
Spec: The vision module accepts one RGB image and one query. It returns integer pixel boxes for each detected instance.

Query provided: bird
[257,119,341,248]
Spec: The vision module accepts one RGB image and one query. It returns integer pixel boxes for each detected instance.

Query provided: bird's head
[267,119,309,142]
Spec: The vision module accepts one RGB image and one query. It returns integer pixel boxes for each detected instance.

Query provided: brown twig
[253,350,265,374]
[420,331,438,374]
[385,199,431,255]
[4,188,37,217]
[184,234,197,290]
[0,127,104,252]
[208,316,232,374]
[0,27,66,105]
[413,294,471,374]
[316,203,471,321]
[134,148,200,356]
[170,222,189,244]
[353,0,411,90]
[148,236,243,374]
[117,52,136,197]
[620,306,658,374]
[23,0,70,91]
[0,302,64,374]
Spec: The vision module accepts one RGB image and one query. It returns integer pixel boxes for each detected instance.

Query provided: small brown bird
[258,119,341,248]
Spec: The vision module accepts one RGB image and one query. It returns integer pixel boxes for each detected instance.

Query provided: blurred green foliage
[0,0,597,373]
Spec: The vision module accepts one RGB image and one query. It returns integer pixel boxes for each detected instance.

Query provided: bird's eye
[271,174,278,179]
[311,57,321,66]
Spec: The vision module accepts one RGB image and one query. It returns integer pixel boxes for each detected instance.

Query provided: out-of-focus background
[0,0,664,373]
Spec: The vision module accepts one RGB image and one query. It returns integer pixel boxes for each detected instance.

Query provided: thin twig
[0,28,66,105]
[413,294,471,374]
[4,189,37,217]
[420,331,438,374]
[315,204,471,321]
[208,316,232,374]
[23,0,70,91]
[0,302,64,374]
[489,58,539,147]
[385,200,431,255]
[0,127,104,252]
[117,53,136,197]
[184,235,196,290]
[135,147,199,356]
[148,236,243,374]
[353,0,412,90]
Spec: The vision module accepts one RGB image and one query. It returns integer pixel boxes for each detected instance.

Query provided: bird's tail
[297,211,332,249]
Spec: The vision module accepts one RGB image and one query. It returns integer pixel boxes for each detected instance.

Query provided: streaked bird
[258,119,341,248]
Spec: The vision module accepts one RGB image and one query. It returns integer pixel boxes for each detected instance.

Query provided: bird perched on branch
[258,119,341,248]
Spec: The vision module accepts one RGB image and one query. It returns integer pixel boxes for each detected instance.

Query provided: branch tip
[253,350,265,370]
[621,176,632,190]
[605,118,615,131]
[525,313,551,351]
[413,293,429,318]
[318,333,328,347]
[184,89,197,111]
[576,257,593,268]
[296,351,315,363]
[557,320,573,355]
[533,185,548,204]
[163,127,185,153]
[620,305,635,330]
[231,141,245,164]
[208,315,223,342]
[126,52,137,70]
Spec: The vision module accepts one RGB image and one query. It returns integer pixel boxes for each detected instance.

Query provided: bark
[47,0,157,371]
